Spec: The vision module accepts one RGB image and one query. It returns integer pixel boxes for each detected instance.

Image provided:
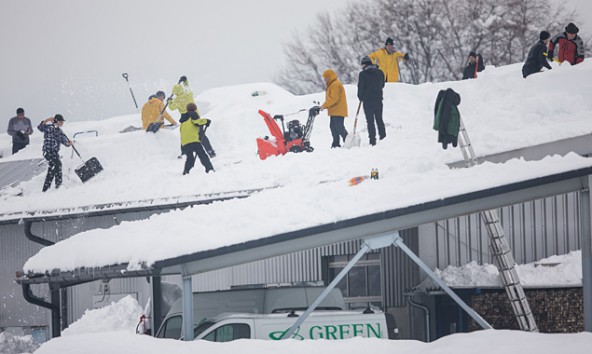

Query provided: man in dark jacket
[6,107,33,154]
[548,23,585,65]
[462,52,485,80]
[522,31,553,78]
[357,56,386,146]
[37,115,72,192]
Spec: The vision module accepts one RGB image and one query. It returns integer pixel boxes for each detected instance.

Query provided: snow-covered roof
[7,62,592,279]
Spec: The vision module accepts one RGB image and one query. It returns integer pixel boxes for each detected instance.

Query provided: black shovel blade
[146,122,163,133]
[75,157,103,183]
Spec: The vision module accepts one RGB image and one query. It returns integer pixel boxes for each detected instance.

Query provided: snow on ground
[436,250,583,288]
[10,60,592,273]
[1,296,581,354]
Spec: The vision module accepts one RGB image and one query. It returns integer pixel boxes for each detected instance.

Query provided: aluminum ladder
[457,118,538,332]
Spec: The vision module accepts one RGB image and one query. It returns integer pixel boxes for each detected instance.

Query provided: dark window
[202,324,251,342]
[326,253,383,310]
[162,315,182,339]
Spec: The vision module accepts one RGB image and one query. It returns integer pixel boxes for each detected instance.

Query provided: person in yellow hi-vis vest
[368,37,409,83]
[168,76,216,157]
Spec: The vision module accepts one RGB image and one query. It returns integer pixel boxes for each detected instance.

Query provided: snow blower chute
[256,106,320,160]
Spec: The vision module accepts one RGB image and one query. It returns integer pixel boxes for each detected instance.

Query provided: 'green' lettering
[310,326,323,339]
[352,323,364,336]
[325,325,338,339]
[338,324,350,339]
[366,323,382,338]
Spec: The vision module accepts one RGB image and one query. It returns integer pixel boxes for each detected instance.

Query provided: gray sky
[1,0,590,130]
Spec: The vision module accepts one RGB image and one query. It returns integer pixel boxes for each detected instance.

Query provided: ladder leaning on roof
[457,118,539,332]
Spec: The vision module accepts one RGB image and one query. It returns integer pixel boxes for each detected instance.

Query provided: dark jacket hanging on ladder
[433,89,461,149]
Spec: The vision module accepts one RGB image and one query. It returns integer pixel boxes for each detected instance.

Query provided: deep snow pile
[11,61,592,274]
[29,295,592,354]
[61,295,143,336]
[436,250,582,288]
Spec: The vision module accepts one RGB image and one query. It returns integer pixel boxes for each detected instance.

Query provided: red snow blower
[256,106,320,160]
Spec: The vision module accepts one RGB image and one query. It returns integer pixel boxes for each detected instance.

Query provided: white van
[193,311,398,341]
[155,286,346,339]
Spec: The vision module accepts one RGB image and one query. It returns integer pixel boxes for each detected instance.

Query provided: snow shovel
[71,144,103,183]
[344,101,362,149]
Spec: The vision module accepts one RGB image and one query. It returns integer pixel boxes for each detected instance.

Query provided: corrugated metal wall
[191,240,365,292]
[192,231,420,309]
[431,192,581,269]
[0,209,168,329]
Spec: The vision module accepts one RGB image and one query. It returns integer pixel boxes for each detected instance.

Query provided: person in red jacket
[548,23,585,65]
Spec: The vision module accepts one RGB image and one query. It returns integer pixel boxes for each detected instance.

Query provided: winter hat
[539,31,551,41]
[360,56,372,65]
[565,22,579,34]
[179,76,188,84]
[54,114,65,122]
[16,107,24,115]
[385,37,394,46]
[186,103,197,112]
[468,51,477,58]
[155,91,166,99]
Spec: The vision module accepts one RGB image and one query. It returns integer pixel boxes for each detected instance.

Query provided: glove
[179,76,187,84]
[16,131,26,139]
[167,97,173,104]
[404,53,410,60]
[310,106,321,116]
[546,53,553,61]
[206,119,212,127]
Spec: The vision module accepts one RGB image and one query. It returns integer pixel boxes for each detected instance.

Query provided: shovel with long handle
[122,73,139,109]
[344,101,362,148]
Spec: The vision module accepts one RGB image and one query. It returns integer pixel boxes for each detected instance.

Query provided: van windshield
[194,320,216,338]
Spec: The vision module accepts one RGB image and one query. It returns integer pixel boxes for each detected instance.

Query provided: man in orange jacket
[321,69,348,148]
[141,91,177,131]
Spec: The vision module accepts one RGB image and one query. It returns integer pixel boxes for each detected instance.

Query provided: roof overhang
[17,165,592,286]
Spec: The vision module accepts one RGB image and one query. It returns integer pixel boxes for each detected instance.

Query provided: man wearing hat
[6,107,33,154]
[368,37,409,83]
[141,90,177,131]
[548,23,585,65]
[358,56,386,145]
[462,52,485,80]
[522,31,553,78]
[37,115,72,192]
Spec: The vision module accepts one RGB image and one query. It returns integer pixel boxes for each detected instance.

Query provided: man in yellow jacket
[321,69,348,148]
[369,37,409,83]
[169,76,216,158]
[141,91,177,131]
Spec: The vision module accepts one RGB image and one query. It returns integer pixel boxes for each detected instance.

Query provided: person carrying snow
[462,52,485,80]
[357,56,386,146]
[6,107,34,155]
[180,103,214,175]
[522,31,553,78]
[548,23,585,65]
[169,76,216,158]
[368,37,409,83]
[141,91,177,131]
[37,115,73,192]
[321,69,348,148]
